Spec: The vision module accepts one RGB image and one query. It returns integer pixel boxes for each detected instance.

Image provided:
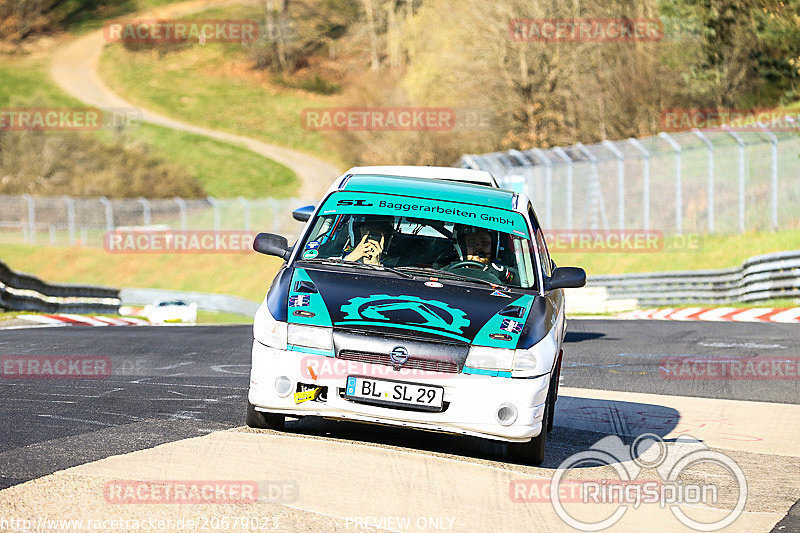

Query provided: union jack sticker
[500,318,523,334]
[289,295,310,307]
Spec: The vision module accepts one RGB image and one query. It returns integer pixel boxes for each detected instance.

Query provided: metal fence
[0,195,304,247]
[458,128,800,235]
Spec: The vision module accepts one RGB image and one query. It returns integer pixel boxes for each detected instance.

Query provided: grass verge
[0,244,282,301]
[0,55,297,198]
[551,229,800,276]
[98,5,336,161]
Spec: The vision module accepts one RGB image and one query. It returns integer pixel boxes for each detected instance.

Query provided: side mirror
[292,205,315,222]
[253,232,292,261]
[545,266,587,291]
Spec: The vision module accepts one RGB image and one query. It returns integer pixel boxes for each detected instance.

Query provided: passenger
[446,225,517,283]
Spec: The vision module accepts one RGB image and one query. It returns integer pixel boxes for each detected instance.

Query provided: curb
[618,307,800,323]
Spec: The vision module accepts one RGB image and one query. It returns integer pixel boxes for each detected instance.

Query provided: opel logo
[390,346,409,368]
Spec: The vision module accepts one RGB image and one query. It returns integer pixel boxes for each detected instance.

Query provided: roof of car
[339,173,516,210]
[344,166,499,187]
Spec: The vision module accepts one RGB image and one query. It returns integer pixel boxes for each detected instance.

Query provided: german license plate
[345,376,444,411]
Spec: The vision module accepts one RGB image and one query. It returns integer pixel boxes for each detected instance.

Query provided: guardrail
[589,250,800,306]
[0,260,121,314]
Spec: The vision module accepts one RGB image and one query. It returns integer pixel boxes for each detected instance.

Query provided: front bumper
[247,341,549,443]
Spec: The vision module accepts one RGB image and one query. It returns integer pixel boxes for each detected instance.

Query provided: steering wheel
[444,260,487,271]
[444,260,503,283]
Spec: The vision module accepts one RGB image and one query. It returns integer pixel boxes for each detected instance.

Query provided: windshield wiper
[395,266,509,291]
[299,257,415,279]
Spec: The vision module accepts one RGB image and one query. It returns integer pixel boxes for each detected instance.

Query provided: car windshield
[297,201,538,289]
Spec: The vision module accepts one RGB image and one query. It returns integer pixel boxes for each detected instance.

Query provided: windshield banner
[320,192,529,237]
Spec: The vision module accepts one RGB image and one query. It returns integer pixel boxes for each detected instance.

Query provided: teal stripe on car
[287,268,333,327]
[462,366,513,377]
[341,175,515,209]
[287,345,335,357]
[320,191,529,238]
[472,294,535,349]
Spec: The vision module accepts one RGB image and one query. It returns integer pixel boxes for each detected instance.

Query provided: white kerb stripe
[730,308,774,322]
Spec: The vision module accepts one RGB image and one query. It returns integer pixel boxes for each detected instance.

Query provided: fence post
[238,197,251,231]
[627,138,650,231]
[574,143,609,231]
[691,129,714,233]
[552,147,573,230]
[759,128,778,231]
[658,132,682,235]
[529,148,553,228]
[22,195,36,244]
[602,140,625,230]
[506,149,534,200]
[63,196,76,245]
[173,197,187,230]
[137,197,152,226]
[98,197,114,233]
[722,126,746,233]
[207,197,220,231]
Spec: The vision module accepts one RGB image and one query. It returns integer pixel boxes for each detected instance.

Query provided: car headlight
[512,333,558,377]
[466,334,559,377]
[253,303,287,350]
[465,346,515,372]
[287,324,334,351]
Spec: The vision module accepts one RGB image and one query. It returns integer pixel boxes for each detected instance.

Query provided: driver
[343,217,394,265]
[447,225,516,284]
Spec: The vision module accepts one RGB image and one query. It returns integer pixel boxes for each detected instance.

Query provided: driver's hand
[344,235,383,265]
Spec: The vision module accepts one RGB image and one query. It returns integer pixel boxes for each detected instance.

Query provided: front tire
[509,398,548,466]
[246,401,285,430]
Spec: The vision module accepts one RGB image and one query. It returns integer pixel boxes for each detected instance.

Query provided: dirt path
[49,0,341,201]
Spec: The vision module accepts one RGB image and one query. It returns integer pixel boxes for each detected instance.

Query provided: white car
[143,300,198,324]
[247,166,585,465]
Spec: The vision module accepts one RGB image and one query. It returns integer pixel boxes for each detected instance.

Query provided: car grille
[337,350,459,374]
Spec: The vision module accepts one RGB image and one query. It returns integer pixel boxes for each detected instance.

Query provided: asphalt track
[0,321,798,532]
